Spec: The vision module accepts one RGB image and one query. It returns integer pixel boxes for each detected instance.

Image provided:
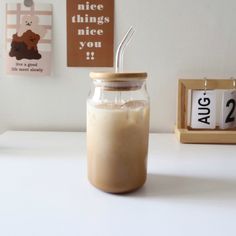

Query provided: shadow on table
[129,174,236,201]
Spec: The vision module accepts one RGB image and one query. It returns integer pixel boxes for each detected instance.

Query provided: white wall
[1,0,236,133]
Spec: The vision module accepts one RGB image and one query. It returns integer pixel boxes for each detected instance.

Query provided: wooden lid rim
[90,72,148,80]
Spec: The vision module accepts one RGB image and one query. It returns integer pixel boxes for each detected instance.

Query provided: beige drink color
[87,100,150,193]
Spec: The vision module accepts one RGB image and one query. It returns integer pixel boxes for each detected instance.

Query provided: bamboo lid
[90,72,148,81]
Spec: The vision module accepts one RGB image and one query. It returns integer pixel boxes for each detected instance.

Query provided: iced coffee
[87,72,150,193]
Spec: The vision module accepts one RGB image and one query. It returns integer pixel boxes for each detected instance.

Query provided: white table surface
[0,131,235,236]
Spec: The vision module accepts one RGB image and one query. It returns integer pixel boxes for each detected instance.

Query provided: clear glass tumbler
[87,72,150,193]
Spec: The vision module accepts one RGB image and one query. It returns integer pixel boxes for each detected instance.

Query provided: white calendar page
[220,90,236,129]
[190,90,217,129]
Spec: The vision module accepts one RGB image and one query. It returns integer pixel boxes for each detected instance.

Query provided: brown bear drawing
[13,30,40,50]
[9,30,41,60]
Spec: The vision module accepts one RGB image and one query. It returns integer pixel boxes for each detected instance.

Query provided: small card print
[67,0,114,67]
[6,3,53,76]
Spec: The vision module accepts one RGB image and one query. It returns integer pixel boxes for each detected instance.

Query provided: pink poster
[5,3,53,76]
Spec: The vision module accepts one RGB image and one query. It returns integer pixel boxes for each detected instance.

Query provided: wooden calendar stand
[175,79,236,144]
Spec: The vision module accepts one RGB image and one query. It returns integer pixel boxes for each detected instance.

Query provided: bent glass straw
[115,27,135,72]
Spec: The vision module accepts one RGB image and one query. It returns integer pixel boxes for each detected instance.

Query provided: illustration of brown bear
[9,30,41,60]
[13,30,40,50]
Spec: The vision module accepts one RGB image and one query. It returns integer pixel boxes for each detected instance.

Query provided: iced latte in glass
[87,72,150,193]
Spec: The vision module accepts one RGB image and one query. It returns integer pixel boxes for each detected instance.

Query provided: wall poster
[6,3,53,76]
[67,0,114,67]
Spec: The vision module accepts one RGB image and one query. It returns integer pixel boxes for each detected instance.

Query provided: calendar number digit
[225,99,236,123]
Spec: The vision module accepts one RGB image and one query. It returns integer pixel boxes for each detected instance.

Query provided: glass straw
[115,26,135,73]
[115,27,135,104]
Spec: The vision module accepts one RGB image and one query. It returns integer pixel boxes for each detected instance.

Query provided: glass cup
[87,72,150,193]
